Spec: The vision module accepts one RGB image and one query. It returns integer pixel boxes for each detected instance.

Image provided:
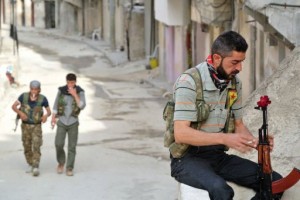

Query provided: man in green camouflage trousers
[21,123,42,168]
[12,80,51,177]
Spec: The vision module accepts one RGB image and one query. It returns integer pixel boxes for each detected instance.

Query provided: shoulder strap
[23,93,44,107]
[23,93,29,105]
[182,67,203,101]
[231,77,236,90]
[183,67,204,130]
[36,95,44,106]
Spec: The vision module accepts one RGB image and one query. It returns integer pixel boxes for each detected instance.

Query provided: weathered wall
[60,1,77,34]
[115,3,126,49]
[155,0,190,26]
[230,46,300,198]
[34,1,45,28]
[233,2,292,104]
[84,1,101,36]
[192,22,210,66]
[127,6,145,61]
[101,0,109,42]
[245,0,300,46]
[24,0,32,27]
[102,0,131,48]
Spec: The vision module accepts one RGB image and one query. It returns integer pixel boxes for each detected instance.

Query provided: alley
[0,28,177,200]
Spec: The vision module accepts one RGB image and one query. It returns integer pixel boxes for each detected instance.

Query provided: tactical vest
[21,93,44,124]
[163,67,210,158]
[163,67,237,158]
[57,94,81,117]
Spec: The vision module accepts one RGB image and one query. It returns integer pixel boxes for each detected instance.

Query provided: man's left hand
[41,115,48,123]
[268,134,274,151]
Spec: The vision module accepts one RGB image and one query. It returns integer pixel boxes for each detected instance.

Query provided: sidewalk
[16,26,174,95]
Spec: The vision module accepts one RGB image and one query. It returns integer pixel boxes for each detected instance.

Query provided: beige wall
[102,0,109,42]
[115,3,125,49]
[20,0,33,27]
[158,22,166,78]
[34,1,45,28]
[155,0,190,26]
[238,9,292,103]
[102,0,128,47]
[84,0,101,36]
[127,6,145,61]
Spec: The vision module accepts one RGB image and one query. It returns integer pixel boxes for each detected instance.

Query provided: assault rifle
[13,114,20,132]
[255,96,300,199]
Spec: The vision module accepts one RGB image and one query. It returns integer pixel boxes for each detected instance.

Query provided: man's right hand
[224,133,257,153]
[19,112,28,121]
[51,116,57,129]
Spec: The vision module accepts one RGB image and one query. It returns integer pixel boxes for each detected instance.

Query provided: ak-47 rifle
[255,96,300,199]
[13,114,20,132]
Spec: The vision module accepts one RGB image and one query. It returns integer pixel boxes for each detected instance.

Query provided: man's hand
[19,112,28,121]
[266,134,274,151]
[41,115,48,123]
[224,133,258,153]
[68,87,77,97]
[51,116,57,129]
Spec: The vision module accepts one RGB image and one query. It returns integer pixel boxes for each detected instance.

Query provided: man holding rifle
[12,80,51,177]
[170,31,283,199]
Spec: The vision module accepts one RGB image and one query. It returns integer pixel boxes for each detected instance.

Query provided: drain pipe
[266,3,300,8]
[249,25,257,92]
[126,0,134,61]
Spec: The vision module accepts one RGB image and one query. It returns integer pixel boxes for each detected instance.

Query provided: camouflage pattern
[163,67,209,158]
[224,79,238,134]
[21,123,43,168]
[72,100,81,116]
[57,94,80,117]
[163,101,175,147]
[225,112,235,133]
[57,95,66,116]
[20,93,44,124]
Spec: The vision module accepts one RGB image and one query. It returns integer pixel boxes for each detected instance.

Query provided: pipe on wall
[249,25,257,92]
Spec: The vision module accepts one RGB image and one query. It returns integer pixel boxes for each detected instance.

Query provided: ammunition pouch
[197,100,210,122]
[163,99,210,158]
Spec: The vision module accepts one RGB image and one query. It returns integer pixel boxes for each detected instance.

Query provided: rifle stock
[255,96,300,199]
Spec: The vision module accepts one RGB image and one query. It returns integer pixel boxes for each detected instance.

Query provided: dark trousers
[171,146,283,200]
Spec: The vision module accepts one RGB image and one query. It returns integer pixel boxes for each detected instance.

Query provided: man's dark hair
[66,73,77,81]
[211,31,248,58]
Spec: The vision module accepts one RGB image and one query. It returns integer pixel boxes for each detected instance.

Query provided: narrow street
[0,28,177,200]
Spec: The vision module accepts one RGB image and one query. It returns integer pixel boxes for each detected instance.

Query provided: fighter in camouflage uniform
[12,80,51,177]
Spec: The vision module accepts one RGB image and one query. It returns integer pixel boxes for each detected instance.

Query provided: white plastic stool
[178,183,210,200]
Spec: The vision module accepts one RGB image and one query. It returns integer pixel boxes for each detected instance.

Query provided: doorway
[45,1,55,28]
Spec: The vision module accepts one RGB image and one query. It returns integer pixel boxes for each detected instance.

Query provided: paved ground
[0,27,177,200]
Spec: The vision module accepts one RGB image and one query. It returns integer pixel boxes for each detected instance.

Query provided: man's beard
[216,63,239,80]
